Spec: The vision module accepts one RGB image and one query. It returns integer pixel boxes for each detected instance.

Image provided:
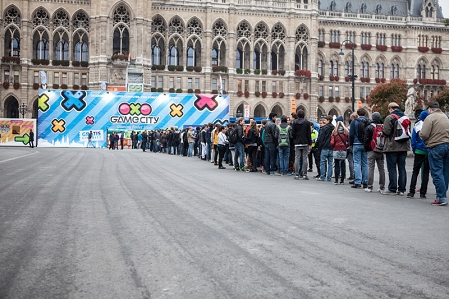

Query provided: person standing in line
[331,121,349,185]
[137,131,142,149]
[264,112,279,175]
[316,115,335,181]
[114,133,119,150]
[347,113,358,182]
[407,110,430,199]
[245,120,259,172]
[420,101,449,206]
[276,115,292,176]
[141,130,148,152]
[363,112,386,193]
[233,117,245,171]
[307,122,319,175]
[29,129,35,148]
[109,132,115,150]
[382,102,411,196]
[119,131,124,150]
[217,126,228,169]
[291,109,311,180]
[349,109,370,189]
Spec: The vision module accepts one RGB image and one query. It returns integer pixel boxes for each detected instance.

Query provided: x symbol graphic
[129,103,141,115]
[51,119,66,133]
[170,104,184,117]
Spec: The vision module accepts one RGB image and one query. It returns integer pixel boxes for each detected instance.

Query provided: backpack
[278,126,289,147]
[370,124,386,152]
[173,132,180,143]
[391,114,411,142]
[228,127,239,144]
[183,131,188,143]
[356,118,370,143]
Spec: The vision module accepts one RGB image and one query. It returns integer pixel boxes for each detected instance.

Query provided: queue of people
[121,101,449,206]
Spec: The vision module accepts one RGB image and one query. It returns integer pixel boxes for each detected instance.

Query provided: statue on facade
[405,85,417,119]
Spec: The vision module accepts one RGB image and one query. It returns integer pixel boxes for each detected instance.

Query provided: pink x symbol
[194,95,218,111]
[86,116,95,125]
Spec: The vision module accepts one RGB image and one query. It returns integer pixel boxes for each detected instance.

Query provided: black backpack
[228,128,239,144]
[356,118,370,143]
[183,131,188,143]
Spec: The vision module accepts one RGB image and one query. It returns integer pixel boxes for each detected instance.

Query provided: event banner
[0,118,37,147]
[37,89,229,147]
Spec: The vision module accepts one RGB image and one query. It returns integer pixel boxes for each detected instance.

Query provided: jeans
[353,144,368,185]
[294,146,309,176]
[347,148,354,179]
[278,146,290,175]
[234,142,245,168]
[368,151,385,190]
[427,143,449,203]
[409,153,429,195]
[334,159,346,183]
[206,142,212,161]
[188,142,194,157]
[320,149,333,181]
[385,151,407,193]
[264,142,277,173]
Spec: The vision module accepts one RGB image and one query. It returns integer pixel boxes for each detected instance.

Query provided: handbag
[333,150,347,160]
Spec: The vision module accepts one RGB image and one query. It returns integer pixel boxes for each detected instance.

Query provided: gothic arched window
[112,5,130,55]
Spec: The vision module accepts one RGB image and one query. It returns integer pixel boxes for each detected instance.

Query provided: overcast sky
[442,2,449,18]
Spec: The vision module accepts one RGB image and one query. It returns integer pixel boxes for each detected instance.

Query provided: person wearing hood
[316,115,335,181]
[291,109,311,179]
[363,112,386,193]
[349,108,370,189]
[407,110,430,199]
[382,102,410,196]
[420,101,449,206]
[330,121,349,185]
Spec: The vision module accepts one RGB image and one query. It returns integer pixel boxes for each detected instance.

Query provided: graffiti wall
[37,89,229,147]
[0,118,37,147]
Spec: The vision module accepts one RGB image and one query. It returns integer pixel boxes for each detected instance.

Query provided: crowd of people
[119,101,449,207]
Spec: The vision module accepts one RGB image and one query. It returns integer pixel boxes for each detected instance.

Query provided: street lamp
[20,103,27,118]
[339,40,358,112]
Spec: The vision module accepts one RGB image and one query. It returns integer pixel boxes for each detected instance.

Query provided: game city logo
[110,102,160,124]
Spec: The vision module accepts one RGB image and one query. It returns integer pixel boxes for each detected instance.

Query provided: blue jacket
[411,110,429,153]
[349,117,368,145]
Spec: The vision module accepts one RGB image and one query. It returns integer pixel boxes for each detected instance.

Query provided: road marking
[0,151,38,164]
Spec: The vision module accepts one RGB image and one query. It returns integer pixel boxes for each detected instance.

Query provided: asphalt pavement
[0,147,448,299]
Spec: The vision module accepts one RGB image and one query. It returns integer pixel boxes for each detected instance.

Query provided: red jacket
[331,133,349,151]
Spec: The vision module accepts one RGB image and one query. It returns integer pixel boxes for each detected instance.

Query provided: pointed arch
[52,8,70,29]
[212,18,227,39]
[186,17,203,37]
[168,15,185,36]
[3,95,19,118]
[72,9,90,31]
[32,7,50,29]
[3,4,22,28]
[271,22,286,43]
[236,20,252,42]
[253,102,268,118]
[271,103,285,117]
[4,24,20,57]
[235,101,249,118]
[152,14,167,35]
[327,106,342,117]
[317,105,326,119]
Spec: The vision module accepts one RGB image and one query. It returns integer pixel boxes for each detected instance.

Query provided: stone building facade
[1,0,447,122]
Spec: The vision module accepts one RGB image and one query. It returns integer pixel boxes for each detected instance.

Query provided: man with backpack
[277,115,292,176]
[291,109,311,180]
[363,112,386,193]
[264,112,279,175]
[349,108,370,188]
[382,102,411,196]
[232,117,246,171]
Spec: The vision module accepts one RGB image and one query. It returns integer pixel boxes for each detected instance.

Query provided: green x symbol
[129,103,141,115]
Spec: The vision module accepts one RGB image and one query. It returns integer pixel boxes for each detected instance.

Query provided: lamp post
[20,103,27,118]
[339,40,357,112]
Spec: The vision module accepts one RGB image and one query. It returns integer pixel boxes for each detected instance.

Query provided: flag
[291,97,296,114]
[40,71,47,84]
